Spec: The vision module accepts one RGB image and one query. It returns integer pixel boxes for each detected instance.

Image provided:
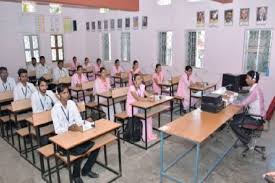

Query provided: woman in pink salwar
[94,58,103,75]
[152,64,165,95]
[71,65,89,101]
[112,59,123,75]
[70,56,80,71]
[126,73,157,142]
[128,60,141,86]
[94,67,122,121]
[230,70,265,145]
[176,65,198,111]
[83,57,94,80]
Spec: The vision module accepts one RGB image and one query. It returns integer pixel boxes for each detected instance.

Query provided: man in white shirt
[13,68,37,101]
[36,56,51,79]
[27,57,37,73]
[0,67,16,92]
[51,84,99,183]
[53,60,69,82]
[31,77,58,113]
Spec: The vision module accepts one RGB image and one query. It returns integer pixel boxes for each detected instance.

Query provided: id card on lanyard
[61,106,70,122]
[21,86,30,99]
[3,83,10,91]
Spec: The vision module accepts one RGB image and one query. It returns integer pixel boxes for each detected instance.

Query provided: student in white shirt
[51,84,99,183]
[31,77,58,113]
[36,56,51,79]
[0,67,16,92]
[53,60,69,82]
[13,68,37,101]
[27,57,38,73]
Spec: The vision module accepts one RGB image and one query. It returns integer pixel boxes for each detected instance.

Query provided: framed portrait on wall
[209,10,218,26]
[104,20,108,30]
[142,16,148,28]
[125,18,130,29]
[196,11,205,27]
[224,9,233,26]
[256,6,268,25]
[91,21,95,31]
[117,18,122,29]
[97,20,102,31]
[239,8,249,26]
[110,19,115,30]
[86,22,90,31]
[133,16,139,29]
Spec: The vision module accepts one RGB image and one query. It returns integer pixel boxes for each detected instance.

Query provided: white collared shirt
[27,64,37,73]
[36,64,51,79]
[13,82,37,101]
[53,67,69,82]
[51,100,83,134]
[0,77,16,92]
[31,90,58,113]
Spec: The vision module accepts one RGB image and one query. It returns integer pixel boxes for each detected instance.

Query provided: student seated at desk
[128,60,141,86]
[230,71,265,145]
[94,58,103,75]
[83,57,93,71]
[0,67,16,92]
[94,67,122,121]
[13,68,37,101]
[176,65,199,111]
[126,73,157,142]
[53,60,69,82]
[112,59,123,76]
[36,56,51,79]
[71,65,89,102]
[31,77,58,113]
[70,56,80,71]
[27,57,37,73]
[152,64,165,95]
[52,84,99,183]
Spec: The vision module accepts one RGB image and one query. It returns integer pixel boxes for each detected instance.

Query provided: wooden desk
[70,81,93,102]
[159,105,241,183]
[130,95,174,150]
[50,119,122,183]
[159,80,179,96]
[189,83,216,110]
[83,69,94,80]
[111,74,128,87]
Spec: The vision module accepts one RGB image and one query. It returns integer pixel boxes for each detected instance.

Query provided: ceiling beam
[212,0,233,3]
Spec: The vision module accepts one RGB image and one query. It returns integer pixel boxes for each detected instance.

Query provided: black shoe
[82,171,99,178]
[73,177,84,183]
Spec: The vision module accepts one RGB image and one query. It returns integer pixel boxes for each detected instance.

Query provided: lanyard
[21,86,29,99]
[38,93,47,110]
[61,106,69,122]
[2,83,10,91]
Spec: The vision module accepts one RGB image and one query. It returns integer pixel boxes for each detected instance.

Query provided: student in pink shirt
[94,67,122,121]
[83,57,94,80]
[112,59,123,76]
[94,58,103,75]
[126,73,157,142]
[176,65,198,111]
[128,60,141,85]
[70,56,80,71]
[230,70,265,145]
[71,65,89,102]
[152,64,165,95]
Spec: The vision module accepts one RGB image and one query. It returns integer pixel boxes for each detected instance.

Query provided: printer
[201,93,225,113]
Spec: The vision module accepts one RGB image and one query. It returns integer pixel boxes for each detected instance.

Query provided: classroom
[0,0,275,183]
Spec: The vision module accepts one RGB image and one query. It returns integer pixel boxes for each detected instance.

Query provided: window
[22,1,36,13]
[51,35,64,62]
[102,33,111,61]
[244,29,272,76]
[121,32,131,61]
[187,30,205,68]
[99,8,110,14]
[49,4,62,14]
[157,0,172,6]
[158,31,173,66]
[24,35,40,63]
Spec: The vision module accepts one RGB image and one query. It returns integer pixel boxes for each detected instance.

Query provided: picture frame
[239,8,249,26]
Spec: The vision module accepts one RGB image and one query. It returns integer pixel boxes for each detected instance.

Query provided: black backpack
[123,117,143,142]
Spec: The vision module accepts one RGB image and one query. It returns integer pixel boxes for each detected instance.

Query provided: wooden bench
[0,91,13,137]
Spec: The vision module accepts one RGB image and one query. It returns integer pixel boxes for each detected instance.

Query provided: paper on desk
[81,121,94,132]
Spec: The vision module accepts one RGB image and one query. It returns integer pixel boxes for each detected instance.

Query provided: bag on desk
[123,117,142,142]
[58,141,95,156]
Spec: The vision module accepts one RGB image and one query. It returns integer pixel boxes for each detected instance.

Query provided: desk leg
[194,143,200,183]
[67,150,73,183]
[189,89,192,112]
[104,145,108,166]
[170,100,173,122]
[54,144,61,183]
[170,86,172,96]
[161,86,163,95]
[160,131,164,183]
[29,124,35,164]
[145,109,148,150]
[11,113,16,145]
[107,98,110,120]
[97,95,101,119]
[117,136,122,175]
[76,91,79,102]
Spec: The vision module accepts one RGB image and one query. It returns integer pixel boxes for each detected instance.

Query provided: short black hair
[56,84,69,94]
[84,57,89,61]
[40,56,45,60]
[37,77,48,86]
[247,70,260,83]
[96,58,101,63]
[57,60,63,65]
[73,56,77,60]
[77,65,83,71]
[0,67,7,73]
[185,65,192,71]
[99,67,106,73]
[133,60,138,65]
[115,59,120,64]
[31,57,36,61]
[155,64,161,69]
[17,68,28,77]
